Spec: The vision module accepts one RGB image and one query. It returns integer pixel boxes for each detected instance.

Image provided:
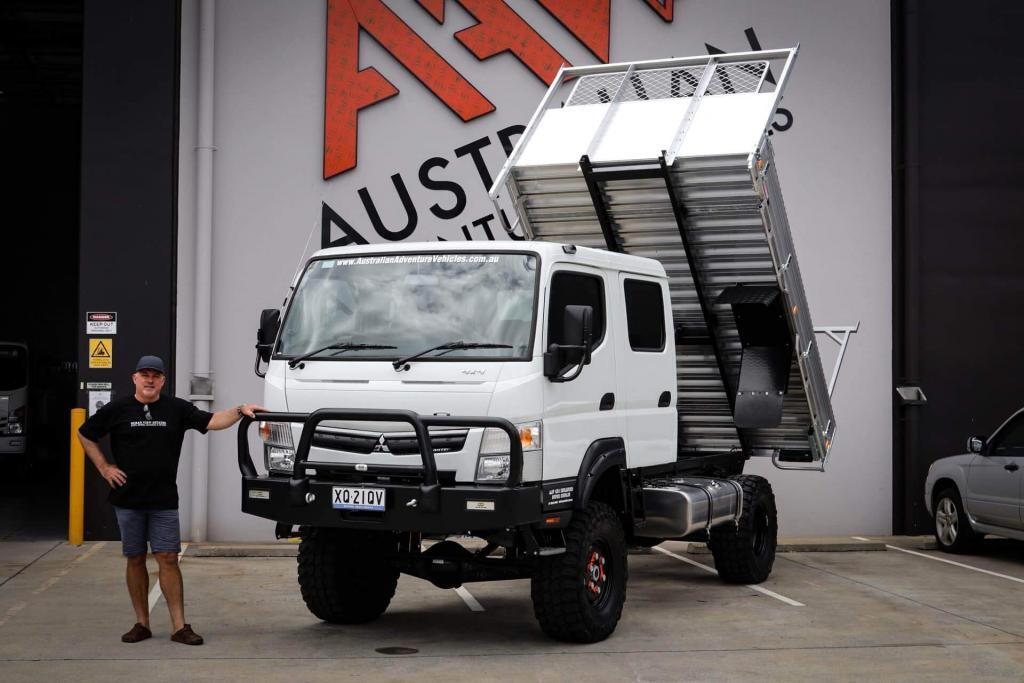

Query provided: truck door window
[623,279,666,352]
[548,272,605,347]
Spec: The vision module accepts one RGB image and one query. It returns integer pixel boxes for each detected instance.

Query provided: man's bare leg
[125,554,150,627]
[154,551,185,632]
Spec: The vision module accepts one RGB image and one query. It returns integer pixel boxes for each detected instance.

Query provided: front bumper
[0,436,25,454]
[238,409,542,533]
[242,476,543,533]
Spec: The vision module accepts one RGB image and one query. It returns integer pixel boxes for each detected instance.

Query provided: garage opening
[0,1,83,540]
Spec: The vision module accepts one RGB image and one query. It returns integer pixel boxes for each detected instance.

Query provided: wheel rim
[583,540,611,608]
[935,497,959,546]
[752,505,769,556]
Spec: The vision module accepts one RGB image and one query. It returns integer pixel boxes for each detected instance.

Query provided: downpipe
[190,0,216,542]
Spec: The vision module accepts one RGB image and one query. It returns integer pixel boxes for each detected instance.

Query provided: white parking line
[652,545,804,607]
[454,586,484,611]
[32,542,106,595]
[148,544,190,611]
[0,601,28,628]
[883,543,1024,585]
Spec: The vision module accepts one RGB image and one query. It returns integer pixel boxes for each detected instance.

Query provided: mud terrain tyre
[933,487,978,554]
[708,475,778,584]
[531,501,627,643]
[297,528,399,624]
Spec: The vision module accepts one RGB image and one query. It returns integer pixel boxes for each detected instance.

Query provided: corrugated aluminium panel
[492,50,835,464]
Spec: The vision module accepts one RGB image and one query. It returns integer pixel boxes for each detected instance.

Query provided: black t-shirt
[79,395,213,510]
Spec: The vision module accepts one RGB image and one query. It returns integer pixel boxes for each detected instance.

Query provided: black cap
[135,355,166,374]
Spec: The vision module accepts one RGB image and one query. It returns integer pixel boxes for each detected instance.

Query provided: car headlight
[476,421,541,481]
[260,421,296,474]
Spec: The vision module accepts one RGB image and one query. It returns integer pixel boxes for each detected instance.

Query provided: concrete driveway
[1,537,1023,681]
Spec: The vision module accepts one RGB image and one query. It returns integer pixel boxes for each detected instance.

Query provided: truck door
[614,274,676,469]
[542,267,623,481]
[966,414,1024,529]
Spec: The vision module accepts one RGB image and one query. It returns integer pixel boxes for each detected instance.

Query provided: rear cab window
[623,278,666,352]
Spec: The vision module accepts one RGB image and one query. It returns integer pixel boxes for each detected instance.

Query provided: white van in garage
[0,342,28,457]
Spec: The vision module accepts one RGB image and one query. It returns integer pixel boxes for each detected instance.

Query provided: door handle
[600,393,615,411]
[1005,463,1020,472]
[658,391,671,407]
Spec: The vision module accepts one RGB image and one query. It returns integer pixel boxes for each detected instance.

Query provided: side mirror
[543,305,594,382]
[967,435,985,454]
[256,309,281,364]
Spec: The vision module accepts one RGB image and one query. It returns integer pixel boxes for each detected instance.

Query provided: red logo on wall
[323,0,675,179]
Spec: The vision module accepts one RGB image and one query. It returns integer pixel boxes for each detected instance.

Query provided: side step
[638,477,743,539]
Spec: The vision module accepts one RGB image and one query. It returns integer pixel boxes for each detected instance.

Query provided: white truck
[239,48,836,642]
[0,342,28,461]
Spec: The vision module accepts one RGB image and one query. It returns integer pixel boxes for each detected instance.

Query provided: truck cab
[256,241,676,487]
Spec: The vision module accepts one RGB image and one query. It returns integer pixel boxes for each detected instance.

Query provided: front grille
[311,429,468,455]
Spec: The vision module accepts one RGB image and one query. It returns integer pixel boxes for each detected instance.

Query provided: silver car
[925,407,1024,552]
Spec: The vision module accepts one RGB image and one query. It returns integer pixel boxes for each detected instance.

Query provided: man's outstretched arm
[206,403,266,431]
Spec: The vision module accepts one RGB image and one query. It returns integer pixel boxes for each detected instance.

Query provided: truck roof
[311,240,667,279]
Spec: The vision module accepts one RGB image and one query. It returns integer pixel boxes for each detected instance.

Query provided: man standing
[77,355,264,645]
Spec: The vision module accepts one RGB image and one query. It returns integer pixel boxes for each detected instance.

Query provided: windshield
[278,253,539,361]
[0,346,27,391]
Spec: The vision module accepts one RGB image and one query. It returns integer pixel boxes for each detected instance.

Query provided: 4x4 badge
[372,435,390,453]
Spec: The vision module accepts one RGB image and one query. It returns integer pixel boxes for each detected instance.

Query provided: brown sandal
[121,623,152,643]
[170,624,204,645]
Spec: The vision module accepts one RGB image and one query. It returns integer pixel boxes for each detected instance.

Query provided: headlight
[476,455,510,482]
[476,421,541,481]
[260,421,296,474]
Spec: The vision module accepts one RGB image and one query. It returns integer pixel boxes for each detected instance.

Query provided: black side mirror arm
[255,308,281,377]
[254,343,273,378]
[544,343,589,383]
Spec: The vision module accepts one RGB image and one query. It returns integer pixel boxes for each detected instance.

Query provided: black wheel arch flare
[575,438,627,512]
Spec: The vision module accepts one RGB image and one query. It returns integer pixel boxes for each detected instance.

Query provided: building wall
[176,0,892,540]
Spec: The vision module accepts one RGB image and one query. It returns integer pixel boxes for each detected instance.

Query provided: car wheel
[933,487,978,554]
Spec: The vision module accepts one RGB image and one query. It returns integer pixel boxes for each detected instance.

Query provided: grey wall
[176,0,892,540]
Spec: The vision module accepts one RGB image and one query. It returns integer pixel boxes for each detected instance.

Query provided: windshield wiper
[393,340,513,371]
[288,342,397,368]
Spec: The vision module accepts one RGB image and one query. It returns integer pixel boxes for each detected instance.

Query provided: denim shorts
[113,507,181,556]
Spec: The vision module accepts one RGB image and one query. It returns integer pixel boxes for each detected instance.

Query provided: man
[78,355,264,645]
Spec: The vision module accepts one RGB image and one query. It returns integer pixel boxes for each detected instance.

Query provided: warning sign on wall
[86,311,117,335]
[89,338,113,369]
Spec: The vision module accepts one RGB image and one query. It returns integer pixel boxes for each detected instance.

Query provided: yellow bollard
[68,408,86,546]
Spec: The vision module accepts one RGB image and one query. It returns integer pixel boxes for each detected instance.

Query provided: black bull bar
[237,409,524,512]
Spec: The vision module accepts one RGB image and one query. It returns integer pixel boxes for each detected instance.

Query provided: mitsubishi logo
[372,435,390,453]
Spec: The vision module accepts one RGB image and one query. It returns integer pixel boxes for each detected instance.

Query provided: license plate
[331,486,386,511]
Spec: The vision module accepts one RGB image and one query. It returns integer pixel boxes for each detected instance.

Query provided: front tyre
[297,528,399,624]
[933,487,978,554]
[531,501,627,643]
[708,475,778,584]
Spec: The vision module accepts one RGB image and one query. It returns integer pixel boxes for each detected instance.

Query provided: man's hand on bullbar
[102,463,127,488]
[240,404,266,418]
